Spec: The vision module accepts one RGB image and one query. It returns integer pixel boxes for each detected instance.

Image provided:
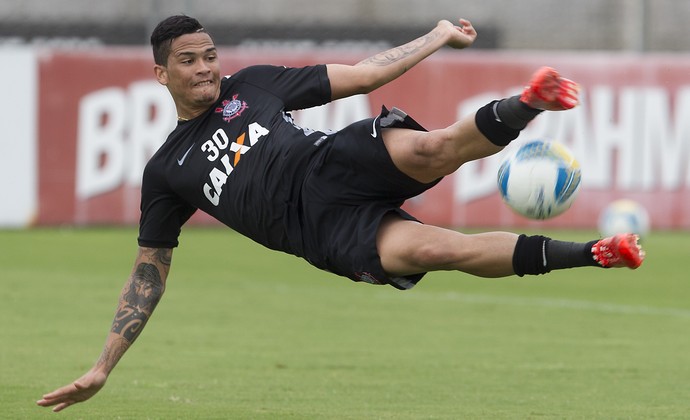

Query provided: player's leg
[376,214,645,279]
[382,67,578,184]
[381,119,500,184]
[376,214,518,277]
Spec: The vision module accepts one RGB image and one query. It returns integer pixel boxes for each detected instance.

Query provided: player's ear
[154,64,168,85]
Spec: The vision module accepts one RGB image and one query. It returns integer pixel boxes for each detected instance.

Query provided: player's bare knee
[413,130,458,172]
[414,130,449,156]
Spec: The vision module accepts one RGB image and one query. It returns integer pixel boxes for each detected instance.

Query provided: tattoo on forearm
[94,249,171,373]
[112,306,147,342]
[359,31,440,66]
[95,336,129,371]
[111,262,164,342]
[152,248,172,267]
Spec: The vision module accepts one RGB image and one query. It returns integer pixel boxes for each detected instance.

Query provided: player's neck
[176,107,206,122]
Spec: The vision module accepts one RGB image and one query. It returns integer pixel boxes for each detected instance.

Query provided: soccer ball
[598,199,651,238]
[497,140,581,219]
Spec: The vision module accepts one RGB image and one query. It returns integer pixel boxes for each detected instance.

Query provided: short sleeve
[229,64,331,111]
[137,165,196,248]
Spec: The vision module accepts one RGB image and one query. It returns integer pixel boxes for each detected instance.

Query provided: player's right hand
[36,368,107,412]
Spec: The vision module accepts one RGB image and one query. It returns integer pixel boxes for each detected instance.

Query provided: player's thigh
[382,120,504,183]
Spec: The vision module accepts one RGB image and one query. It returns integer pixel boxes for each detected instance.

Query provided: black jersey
[138,64,332,255]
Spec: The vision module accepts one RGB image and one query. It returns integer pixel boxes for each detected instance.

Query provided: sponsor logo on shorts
[370,116,379,138]
[355,271,383,285]
[215,94,248,123]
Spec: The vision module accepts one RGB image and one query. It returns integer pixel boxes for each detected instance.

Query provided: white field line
[381,291,690,319]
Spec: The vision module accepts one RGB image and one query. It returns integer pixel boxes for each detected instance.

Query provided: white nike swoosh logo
[370,116,379,138]
[492,101,502,122]
[177,144,195,166]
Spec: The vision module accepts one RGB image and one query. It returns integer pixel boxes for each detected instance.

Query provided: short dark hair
[150,15,209,65]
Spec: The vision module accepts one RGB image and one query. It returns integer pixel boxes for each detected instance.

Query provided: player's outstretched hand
[439,18,477,49]
[36,368,107,412]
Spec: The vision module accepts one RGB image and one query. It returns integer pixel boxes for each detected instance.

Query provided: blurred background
[0,0,685,51]
[1,0,688,232]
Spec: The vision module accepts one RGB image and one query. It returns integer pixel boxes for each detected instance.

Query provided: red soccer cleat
[520,66,579,111]
[591,234,645,269]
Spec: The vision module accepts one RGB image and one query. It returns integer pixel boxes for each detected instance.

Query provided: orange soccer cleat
[591,233,645,269]
[520,66,579,111]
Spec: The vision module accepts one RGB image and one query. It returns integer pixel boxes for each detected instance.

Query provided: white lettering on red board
[75,81,176,199]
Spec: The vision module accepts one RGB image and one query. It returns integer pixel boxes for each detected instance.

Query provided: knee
[383,128,460,183]
[413,130,451,158]
[411,130,459,172]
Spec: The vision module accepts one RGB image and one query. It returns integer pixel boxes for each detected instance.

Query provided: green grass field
[2,227,689,419]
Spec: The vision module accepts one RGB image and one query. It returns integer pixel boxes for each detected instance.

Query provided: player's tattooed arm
[36,247,173,413]
[327,19,476,100]
[357,31,442,68]
[96,247,173,374]
[357,19,476,67]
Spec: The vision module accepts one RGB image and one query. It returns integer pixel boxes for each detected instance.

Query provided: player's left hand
[439,18,477,49]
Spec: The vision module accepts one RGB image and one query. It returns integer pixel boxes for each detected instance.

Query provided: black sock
[512,234,550,276]
[545,239,600,271]
[513,235,600,277]
[474,96,543,147]
[495,95,543,130]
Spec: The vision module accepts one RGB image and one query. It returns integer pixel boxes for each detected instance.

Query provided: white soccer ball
[497,140,582,219]
[598,199,651,238]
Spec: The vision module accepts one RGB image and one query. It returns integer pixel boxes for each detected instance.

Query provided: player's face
[155,32,221,118]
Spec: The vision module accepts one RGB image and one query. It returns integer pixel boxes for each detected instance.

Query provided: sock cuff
[513,234,551,277]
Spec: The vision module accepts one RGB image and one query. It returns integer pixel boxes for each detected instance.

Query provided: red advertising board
[37,48,690,230]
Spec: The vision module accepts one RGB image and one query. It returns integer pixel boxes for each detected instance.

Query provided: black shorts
[298,106,441,290]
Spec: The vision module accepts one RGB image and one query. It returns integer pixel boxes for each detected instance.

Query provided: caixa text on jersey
[202,123,270,206]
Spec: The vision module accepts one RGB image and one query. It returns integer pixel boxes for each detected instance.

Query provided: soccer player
[37,15,644,412]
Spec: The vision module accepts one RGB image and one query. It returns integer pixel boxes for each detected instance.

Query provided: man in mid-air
[38,15,644,412]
